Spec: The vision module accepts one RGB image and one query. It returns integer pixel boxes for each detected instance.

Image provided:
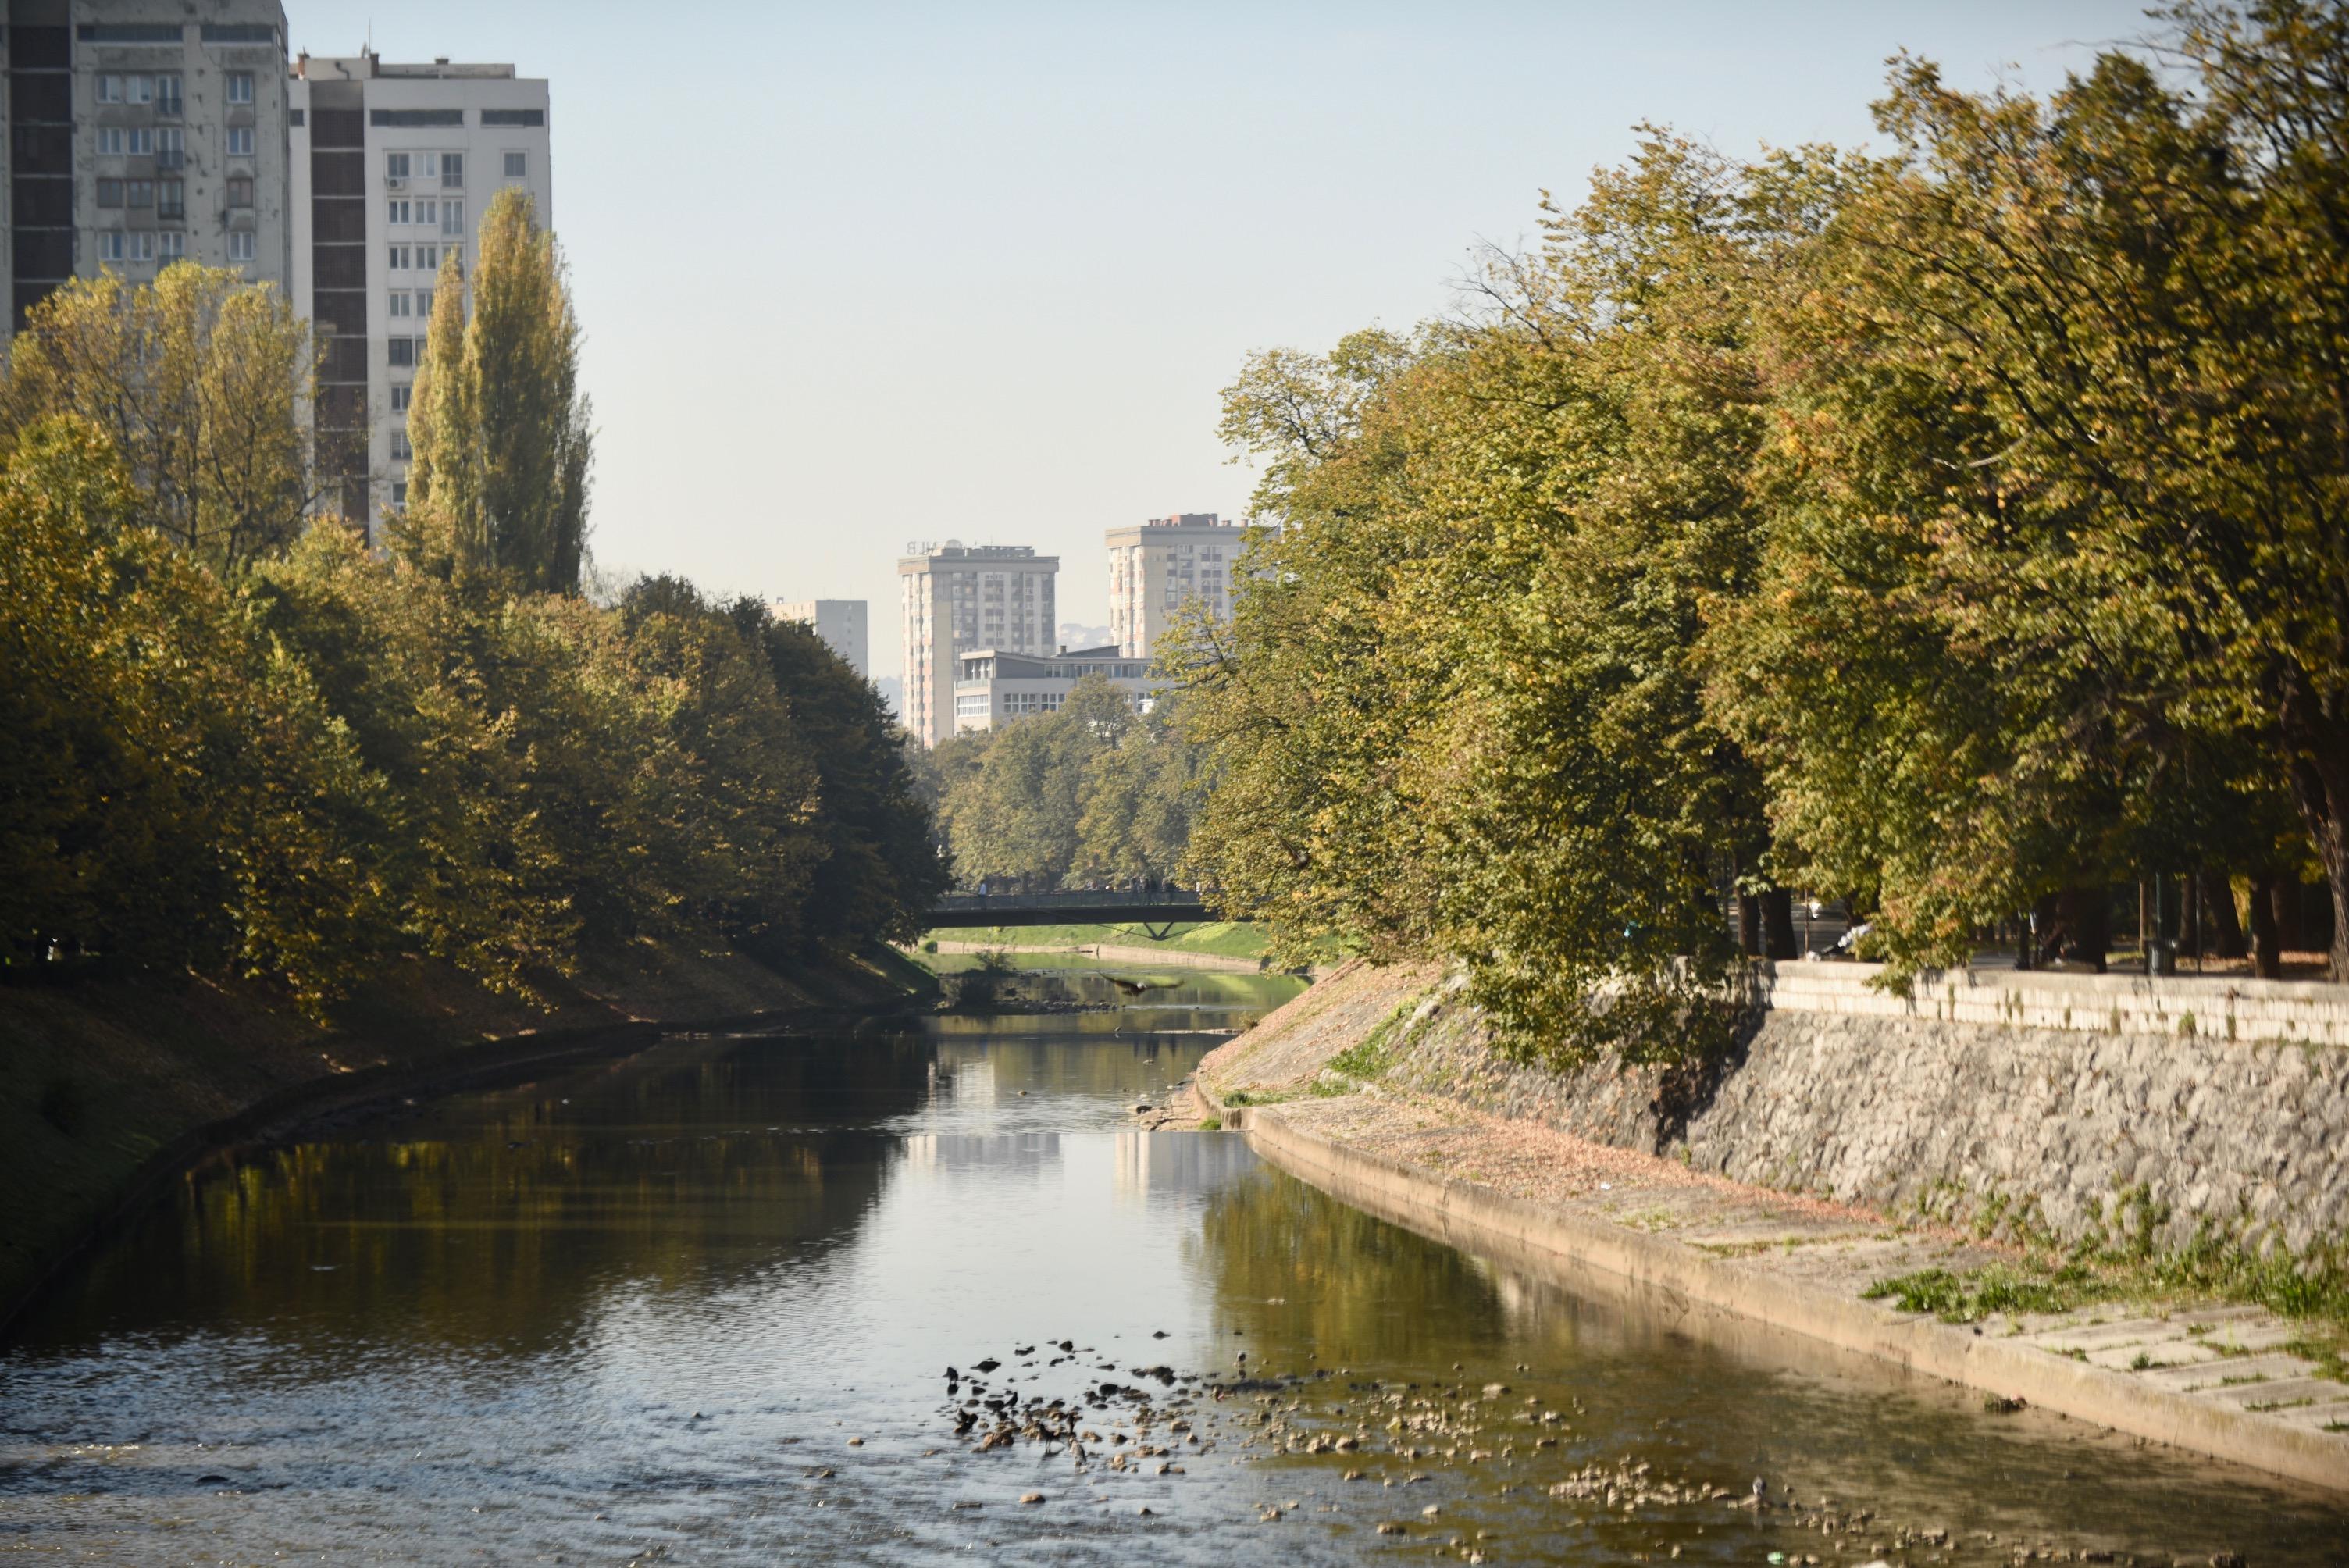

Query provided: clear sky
[289,0,2162,685]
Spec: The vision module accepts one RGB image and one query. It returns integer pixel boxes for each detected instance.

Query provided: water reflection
[0,966,2340,1566]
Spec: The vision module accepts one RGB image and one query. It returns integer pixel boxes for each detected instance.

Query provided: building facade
[898,542,1058,747]
[4,0,294,332]
[290,52,551,534]
[1106,512,1255,660]
[774,598,868,679]
[951,644,1161,734]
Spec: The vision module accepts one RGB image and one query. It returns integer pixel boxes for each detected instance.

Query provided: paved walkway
[1189,984,2349,1489]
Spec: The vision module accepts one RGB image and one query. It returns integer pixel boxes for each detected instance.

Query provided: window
[391,384,412,413]
[440,199,463,237]
[419,244,440,270]
[391,481,409,507]
[226,72,253,105]
[97,128,124,156]
[441,152,462,188]
[388,291,412,319]
[159,231,185,262]
[127,180,154,208]
[388,244,408,271]
[97,179,123,208]
[121,232,155,263]
[226,127,254,157]
[157,74,183,116]
[159,180,184,218]
[158,127,184,167]
[127,76,153,105]
[97,232,125,262]
[387,198,410,225]
[503,151,526,179]
[226,177,253,208]
[386,151,410,181]
[418,198,438,226]
[228,231,255,262]
[417,286,434,317]
[97,74,122,104]
[480,108,544,127]
[388,337,415,368]
[127,127,154,156]
[390,428,413,461]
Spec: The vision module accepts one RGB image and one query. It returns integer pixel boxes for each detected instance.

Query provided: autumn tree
[405,188,593,594]
[0,264,314,570]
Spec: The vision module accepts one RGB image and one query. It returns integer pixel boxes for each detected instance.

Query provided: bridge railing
[932,888,1209,916]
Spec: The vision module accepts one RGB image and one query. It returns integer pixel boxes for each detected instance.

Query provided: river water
[2,964,2342,1564]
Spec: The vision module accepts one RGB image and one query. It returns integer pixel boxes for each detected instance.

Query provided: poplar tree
[404,188,593,594]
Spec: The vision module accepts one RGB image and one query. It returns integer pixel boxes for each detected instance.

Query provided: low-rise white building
[951,644,1162,734]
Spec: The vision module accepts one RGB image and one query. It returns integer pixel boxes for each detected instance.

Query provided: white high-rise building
[2,0,294,334]
[898,542,1057,747]
[289,52,552,534]
[1106,512,1253,660]
[774,598,868,679]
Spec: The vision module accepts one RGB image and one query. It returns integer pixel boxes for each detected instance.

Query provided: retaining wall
[1379,964,2349,1262]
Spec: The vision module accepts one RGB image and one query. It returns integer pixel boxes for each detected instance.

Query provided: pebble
[1019,1491,1044,1505]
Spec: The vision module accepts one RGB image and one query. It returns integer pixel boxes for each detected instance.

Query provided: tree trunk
[1737,892,1763,957]
[2279,667,2349,981]
[2248,871,2283,979]
[2203,871,2247,960]
[1761,889,1798,961]
[2059,885,2109,973]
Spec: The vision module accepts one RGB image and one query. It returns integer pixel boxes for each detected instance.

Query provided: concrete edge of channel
[1196,1089,2349,1495]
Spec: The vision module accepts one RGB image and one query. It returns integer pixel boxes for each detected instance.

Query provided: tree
[0,264,314,570]
[404,188,593,594]
[1711,5,2349,978]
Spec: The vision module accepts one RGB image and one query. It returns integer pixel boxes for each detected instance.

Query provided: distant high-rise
[1106,512,1253,660]
[291,50,552,534]
[898,542,1057,747]
[774,598,868,679]
[2,0,296,333]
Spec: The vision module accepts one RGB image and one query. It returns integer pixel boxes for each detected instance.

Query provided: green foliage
[2,433,937,1012]
[1177,3,2349,1060]
[1862,1263,2110,1323]
[0,263,314,570]
[934,677,1204,890]
[403,189,592,595]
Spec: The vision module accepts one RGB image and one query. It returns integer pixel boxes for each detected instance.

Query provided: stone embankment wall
[1376,964,2349,1263]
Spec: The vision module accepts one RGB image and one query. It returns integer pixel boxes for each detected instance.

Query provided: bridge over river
[928,889,1235,931]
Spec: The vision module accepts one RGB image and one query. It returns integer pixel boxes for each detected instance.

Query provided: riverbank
[0,939,936,1324]
[1194,960,2349,1491]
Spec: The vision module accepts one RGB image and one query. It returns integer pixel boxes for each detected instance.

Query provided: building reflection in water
[1113,1129,1257,1206]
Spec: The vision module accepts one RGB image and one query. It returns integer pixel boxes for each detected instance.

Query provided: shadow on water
[0,967,2339,1565]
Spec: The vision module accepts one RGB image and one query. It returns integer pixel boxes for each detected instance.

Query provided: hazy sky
[291,0,2162,683]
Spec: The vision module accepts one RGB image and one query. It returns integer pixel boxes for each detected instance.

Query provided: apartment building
[774,598,869,679]
[290,52,551,533]
[1106,512,1255,660]
[951,644,1162,735]
[3,0,293,331]
[898,542,1058,747]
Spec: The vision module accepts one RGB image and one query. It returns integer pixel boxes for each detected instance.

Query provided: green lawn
[921,920,1270,960]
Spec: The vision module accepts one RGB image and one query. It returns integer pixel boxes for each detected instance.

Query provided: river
[2,963,2341,1563]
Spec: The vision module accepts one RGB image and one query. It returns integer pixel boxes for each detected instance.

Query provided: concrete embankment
[0,941,935,1328]
[1195,960,2349,1491]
